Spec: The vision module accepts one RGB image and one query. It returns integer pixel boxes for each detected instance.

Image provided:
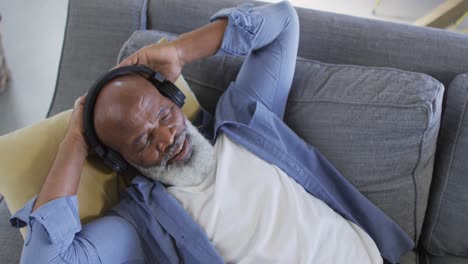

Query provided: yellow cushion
[0,38,200,239]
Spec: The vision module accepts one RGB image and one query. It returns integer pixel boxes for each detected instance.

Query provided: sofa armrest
[47,0,147,117]
[0,200,22,263]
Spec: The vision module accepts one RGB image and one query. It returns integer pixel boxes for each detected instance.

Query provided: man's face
[94,74,192,168]
[116,89,192,168]
[94,74,215,187]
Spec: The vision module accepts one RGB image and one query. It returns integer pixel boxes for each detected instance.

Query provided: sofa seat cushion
[422,73,468,257]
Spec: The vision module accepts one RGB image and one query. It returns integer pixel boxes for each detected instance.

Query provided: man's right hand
[117,41,184,83]
[64,94,89,156]
[33,94,90,211]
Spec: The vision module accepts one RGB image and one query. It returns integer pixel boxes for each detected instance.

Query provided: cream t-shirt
[167,134,382,263]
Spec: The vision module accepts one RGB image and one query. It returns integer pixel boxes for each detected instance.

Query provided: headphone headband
[83,65,186,174]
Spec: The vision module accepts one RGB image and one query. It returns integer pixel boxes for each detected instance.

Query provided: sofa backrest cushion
[146,28,444,243]
[47,0,148,117]
[284,59,444,244]
[147,0,468,88]
[422,73,468,257]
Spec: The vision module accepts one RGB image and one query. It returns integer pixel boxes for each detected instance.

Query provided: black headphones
[83,64,186,175]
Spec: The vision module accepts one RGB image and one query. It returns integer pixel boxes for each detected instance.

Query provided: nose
[156,125,176,152]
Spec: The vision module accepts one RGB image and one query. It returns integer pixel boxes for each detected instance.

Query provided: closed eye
[161,106,174,122]
[138,135,150,153]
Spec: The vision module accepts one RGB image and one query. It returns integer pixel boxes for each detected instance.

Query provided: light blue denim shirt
[11,2,413,263]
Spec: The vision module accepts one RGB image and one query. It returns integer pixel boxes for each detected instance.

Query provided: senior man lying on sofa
[10,2,412,263]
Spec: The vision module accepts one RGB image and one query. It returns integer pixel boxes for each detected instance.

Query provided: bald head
[92,73,188,167]
[94,74,150,135]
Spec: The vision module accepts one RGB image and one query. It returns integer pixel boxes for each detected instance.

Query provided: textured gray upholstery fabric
[147,0,468,88]
[423,252,468,264]
[119,30,444,243]
[422,73,468,257]
[47,0,147,117]
[400,250,417,264]
[183,55,244,114]
[284,60,443,243]
[147,0,263,35]
[0,200,22,263]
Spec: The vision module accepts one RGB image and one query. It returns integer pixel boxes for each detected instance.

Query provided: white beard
[133,120,216,187]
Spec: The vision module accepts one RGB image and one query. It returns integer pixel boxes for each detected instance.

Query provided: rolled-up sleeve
[209,3,264,56]
[11,196,81,245]
[10,195,146,263]
[10,196,91,263]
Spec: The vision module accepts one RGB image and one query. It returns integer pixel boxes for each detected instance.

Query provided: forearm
[33,136,87,211]
[172,18,228,65]
[20,213,142,264]
[205,1,297,56]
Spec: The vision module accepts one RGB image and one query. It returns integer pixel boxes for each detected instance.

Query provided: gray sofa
[1,0,467,263]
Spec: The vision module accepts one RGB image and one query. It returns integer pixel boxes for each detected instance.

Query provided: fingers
[73,97,81,108]
[115,53,140,69]
[115,44,155,69]
[74,94,87,108]
[115,57,133,69]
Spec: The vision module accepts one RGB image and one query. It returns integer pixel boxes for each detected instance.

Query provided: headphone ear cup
[150,80,186,108]
[103,149,128,174]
